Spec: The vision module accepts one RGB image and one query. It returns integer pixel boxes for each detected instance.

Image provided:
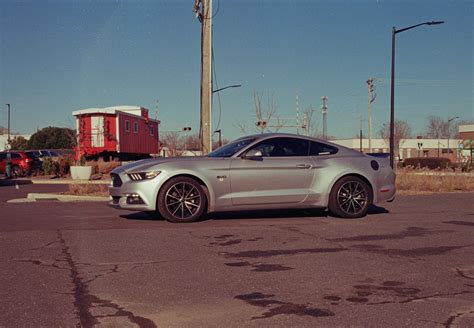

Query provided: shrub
[68,184,108,196]
[396,170,474,194]
[42,157,54,175]
[56,157,71,177]
[87,158,121,175]
[78,156,86,166]
[403,157,451,170]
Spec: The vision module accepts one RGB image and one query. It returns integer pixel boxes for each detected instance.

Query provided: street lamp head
[426,21,444,25]
[448,116,459,122]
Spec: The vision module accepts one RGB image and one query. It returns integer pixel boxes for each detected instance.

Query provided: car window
[250,137,309,157]
[208,137,256,157]
[26,152,40,159]
[309,141,338,156]
[0,153,5,160]
[11,153,22,159]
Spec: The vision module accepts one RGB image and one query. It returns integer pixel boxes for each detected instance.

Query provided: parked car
[0,151,42,177]
[39,150,62,158]
[25,150,63,162]
[25,150,43,161]
[109,133,396,223]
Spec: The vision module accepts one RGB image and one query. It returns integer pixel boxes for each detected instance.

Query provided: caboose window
[133,122,138,133]
[125,120,130,132]
[150,125,154,136]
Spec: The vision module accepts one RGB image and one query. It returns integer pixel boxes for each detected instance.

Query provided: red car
[0,151,42,177]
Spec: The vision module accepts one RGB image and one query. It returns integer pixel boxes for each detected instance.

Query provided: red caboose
[72,106,160,160]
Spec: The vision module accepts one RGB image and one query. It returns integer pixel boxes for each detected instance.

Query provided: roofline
[72,106,160,124]
[73,106,146,116]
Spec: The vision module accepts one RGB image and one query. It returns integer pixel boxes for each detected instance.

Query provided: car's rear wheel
[157,177,206,223]
[328,176,372,218]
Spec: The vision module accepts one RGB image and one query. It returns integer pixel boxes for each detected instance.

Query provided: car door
[229,137,315,205]
[0,153,5,173]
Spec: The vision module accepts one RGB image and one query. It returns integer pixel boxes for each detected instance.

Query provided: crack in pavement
[57,229,156,328]
[443,309,474,328]
[223,247,347,259]
[10,258,68,271]
[326,227,437,242]
[235,292,334,320]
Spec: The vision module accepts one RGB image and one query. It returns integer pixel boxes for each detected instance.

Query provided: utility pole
[305,106,316,137]
[194,0,213,154]
[321,96,328,140]
[302,112,309,136]
[366,78,376,152]
[296,93,300,135]
[359,115,363,152]
[6,104,11,145]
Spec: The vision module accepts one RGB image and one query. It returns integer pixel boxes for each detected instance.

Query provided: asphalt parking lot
[0,182,473,327]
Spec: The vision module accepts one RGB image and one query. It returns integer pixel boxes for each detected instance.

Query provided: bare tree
[183,134,202,155]
[380,119,412,158]
[252,90,286,133]
[212,138,229,150]
[451,119,473,139]
[235,121,248,135]
[254,91,276,133]
[425,116,448,139]
[161,132,183,157]
[235,91,283,135]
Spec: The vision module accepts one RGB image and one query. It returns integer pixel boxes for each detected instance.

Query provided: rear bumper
[375,184,396,203]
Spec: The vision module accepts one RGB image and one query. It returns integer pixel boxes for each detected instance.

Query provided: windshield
[208,137,256,158]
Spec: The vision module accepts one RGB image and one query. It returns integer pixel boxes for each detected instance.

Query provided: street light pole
[447,116,459,161]
[212,84,241,94]
[214,129,222,148]
[389,20,444,168]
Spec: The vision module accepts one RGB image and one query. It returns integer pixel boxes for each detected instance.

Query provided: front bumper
[108,172,165,211]
[107,195,150,211]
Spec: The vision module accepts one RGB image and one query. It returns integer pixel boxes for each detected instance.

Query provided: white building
[0,134,31,151]
[332,138,463,161]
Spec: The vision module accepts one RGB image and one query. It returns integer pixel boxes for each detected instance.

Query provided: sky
[0,0,472,141]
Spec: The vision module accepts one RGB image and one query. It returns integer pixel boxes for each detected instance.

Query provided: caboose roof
[73,106,144,116]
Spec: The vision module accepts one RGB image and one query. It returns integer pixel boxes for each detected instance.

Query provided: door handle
[296,164,312,169]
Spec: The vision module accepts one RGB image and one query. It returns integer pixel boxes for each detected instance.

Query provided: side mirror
[242,149,263,160]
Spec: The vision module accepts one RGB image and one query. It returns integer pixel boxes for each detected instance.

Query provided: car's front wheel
[328,176,372,218]
[157,177,206,223]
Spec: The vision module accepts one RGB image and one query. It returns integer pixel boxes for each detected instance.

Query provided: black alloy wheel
[328,176,372,218]
[158,177,206,223]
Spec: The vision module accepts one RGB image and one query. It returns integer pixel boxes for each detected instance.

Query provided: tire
[11,166,24,178]
[328,176,372,218]
[157,177,207,223]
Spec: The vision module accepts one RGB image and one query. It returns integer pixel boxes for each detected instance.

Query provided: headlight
[127,171,161,181]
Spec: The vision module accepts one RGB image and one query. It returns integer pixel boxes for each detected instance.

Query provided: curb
[7,193,111,203]
[31,179,111,185]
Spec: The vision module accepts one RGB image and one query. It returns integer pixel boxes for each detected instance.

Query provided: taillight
[26,158,33,163]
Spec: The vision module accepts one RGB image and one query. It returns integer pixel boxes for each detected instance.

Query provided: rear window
[309,141,338,156]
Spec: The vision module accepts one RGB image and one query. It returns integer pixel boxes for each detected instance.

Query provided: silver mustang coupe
[109,133,395,223]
